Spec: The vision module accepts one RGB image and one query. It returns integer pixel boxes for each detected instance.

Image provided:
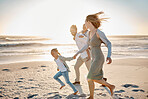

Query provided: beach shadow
[2,69,10,71]
[21,67,28,69]
[122,84,139,88]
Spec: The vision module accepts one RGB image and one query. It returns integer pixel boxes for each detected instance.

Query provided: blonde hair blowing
[86,11,109,29]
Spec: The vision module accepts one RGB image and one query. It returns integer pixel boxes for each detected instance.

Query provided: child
[51,48,78,95]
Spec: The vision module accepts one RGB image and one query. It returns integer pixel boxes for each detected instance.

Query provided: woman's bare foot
[60,85,65,89]
[73,91,78,95]
[109,85,115,96]
[87,96,94,99]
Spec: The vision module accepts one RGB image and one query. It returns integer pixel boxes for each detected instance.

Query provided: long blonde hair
[86,11,109,29]
[51,48,61,56]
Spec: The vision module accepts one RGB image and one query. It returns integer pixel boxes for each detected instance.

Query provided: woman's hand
[106,57,112,64]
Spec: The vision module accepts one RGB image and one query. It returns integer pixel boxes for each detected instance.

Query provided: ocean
[0,35,148,64]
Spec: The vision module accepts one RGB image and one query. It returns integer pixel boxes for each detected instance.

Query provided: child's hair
[51,48,61,56]
[70,25,77,31]
[70,25,77,40]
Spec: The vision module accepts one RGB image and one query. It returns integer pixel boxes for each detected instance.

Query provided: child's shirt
[55,57,67,72]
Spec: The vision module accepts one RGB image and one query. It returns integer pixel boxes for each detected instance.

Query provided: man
[70,24,91,85]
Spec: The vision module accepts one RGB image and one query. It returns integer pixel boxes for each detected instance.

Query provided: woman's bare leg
[87,79,95,99]
[93,79,115,96]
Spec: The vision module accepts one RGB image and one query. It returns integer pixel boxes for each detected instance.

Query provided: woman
[73,12,115,99]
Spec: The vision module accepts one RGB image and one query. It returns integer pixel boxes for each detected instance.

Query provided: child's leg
[53,71,65,86]
[62,71,78,93]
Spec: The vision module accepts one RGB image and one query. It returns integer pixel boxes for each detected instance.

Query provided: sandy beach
[0,58,148,99]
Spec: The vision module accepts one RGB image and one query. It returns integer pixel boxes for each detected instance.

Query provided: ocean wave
[0,36,50,42]
[0,43,49,47]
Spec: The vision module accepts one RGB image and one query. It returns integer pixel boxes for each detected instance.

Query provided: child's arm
[59,56,74,61]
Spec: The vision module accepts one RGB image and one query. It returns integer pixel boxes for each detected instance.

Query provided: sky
[0,0,148,42]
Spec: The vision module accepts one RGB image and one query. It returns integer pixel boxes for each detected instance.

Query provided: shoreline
[0,55,148,65]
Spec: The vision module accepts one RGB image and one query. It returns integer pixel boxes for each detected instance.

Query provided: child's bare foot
[109,85,115,96]
[60,85,65,89]
[73,91,78,95]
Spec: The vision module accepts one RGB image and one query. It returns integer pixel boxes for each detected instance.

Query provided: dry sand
[0,58,148,99]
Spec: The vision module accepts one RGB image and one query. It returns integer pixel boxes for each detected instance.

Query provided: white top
[75,31,89,59]
[55,57,67,72]
[76,29,112,58]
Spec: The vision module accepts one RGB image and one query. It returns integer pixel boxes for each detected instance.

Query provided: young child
[51,48,78,95]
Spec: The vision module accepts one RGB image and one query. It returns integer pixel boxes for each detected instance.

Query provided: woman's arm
[96,29,112,58]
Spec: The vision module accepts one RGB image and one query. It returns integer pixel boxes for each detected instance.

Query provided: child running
[51,48,78,95]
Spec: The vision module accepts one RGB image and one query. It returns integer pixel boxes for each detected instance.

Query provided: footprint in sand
[21,67,28,69]
[94,88,105,91]
[132,89,145,92]
[17,81,23,83]
[27,94,38,98]
[122,84,139,88]
[43,92,59,96]
[47,94,62,99]
[19,78,24,80]
[41,65,47,67]
[0,87,4,89]
[5,81,11,83]
[28,79,34,81]
[114,90,125,93]
[14,97,19,99]
[2,69,10,71]
[0,95,3,97]
[97,93,106,97]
